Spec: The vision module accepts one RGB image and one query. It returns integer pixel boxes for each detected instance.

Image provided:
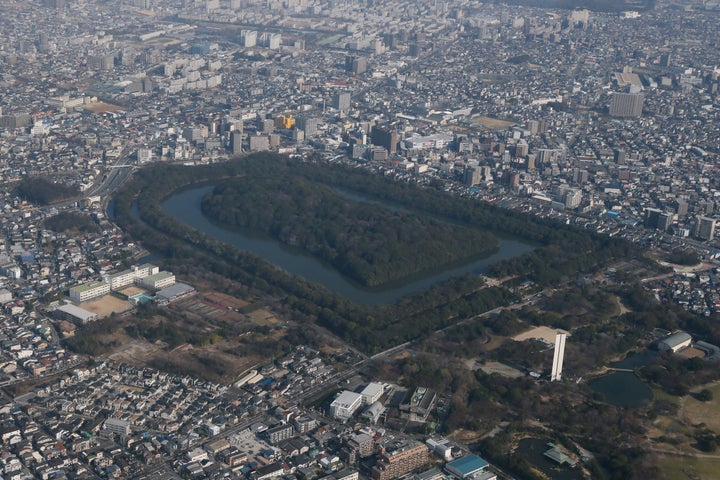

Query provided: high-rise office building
[345,55,368,75]
[698,200,714,215]
[657,212,674,231]
[572,168,589,185]
[249,135,269,151]
[38,33,49,53]
[370,125,399,154]
[296,117,319,137]
[613,149,626,164]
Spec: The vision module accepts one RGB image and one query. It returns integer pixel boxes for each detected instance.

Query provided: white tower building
[551,331,567,382]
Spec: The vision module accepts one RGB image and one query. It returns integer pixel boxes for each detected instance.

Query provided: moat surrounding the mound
[161,185,535,305]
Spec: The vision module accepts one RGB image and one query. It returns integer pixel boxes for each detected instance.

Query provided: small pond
[589,371,653,408]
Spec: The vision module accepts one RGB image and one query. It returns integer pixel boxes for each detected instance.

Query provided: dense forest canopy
[44,211,99,235]
[201,175,499,287]
[16,176,81,205]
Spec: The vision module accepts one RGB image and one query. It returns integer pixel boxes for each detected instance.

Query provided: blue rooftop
[447,454,489,475]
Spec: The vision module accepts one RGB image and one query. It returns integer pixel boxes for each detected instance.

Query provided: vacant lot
[96,315,266,383]
[146,341,263,383]
[173,295,246,325]
[202,291,250,310]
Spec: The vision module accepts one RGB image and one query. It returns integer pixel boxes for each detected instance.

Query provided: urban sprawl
[0,0,720,478]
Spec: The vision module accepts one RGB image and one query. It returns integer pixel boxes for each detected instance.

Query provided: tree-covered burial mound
[16,176,80,205]
[201,175,499,287]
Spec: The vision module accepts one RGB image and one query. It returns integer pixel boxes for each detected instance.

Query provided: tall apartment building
[0,114,31,129]
[260,32,281,49]
[333,92,351,112]
[265,424,294,445]
[609,92,644,117]
[558,187,582,209]
[240,30,257,48]
[464,166,482,187]
[230,130,243,154]
[695,216,716,241]
[645,208,673,231]
[371,441,429,480]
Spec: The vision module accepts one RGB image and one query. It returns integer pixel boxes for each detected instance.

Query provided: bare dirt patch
[478,361,525,378]
[116,285,146,298]
[448,428,486,443]
[677,347,706,359]
[202,291,250,310]
[513,326,570,344]
[616,295,631,315]
[247,308,279,326]
[81,295,133,318]
[82,102,125,113]
[108,339,165,363]
[472,116,515,129]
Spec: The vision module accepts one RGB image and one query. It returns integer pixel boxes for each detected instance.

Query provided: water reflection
[160,186,535,305]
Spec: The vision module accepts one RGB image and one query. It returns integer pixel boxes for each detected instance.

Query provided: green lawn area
[653,387,680,405]
[317,34,344,46]
[656,454,720,480]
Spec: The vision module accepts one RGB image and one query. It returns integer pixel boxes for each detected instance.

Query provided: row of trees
[488,0,655,13]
